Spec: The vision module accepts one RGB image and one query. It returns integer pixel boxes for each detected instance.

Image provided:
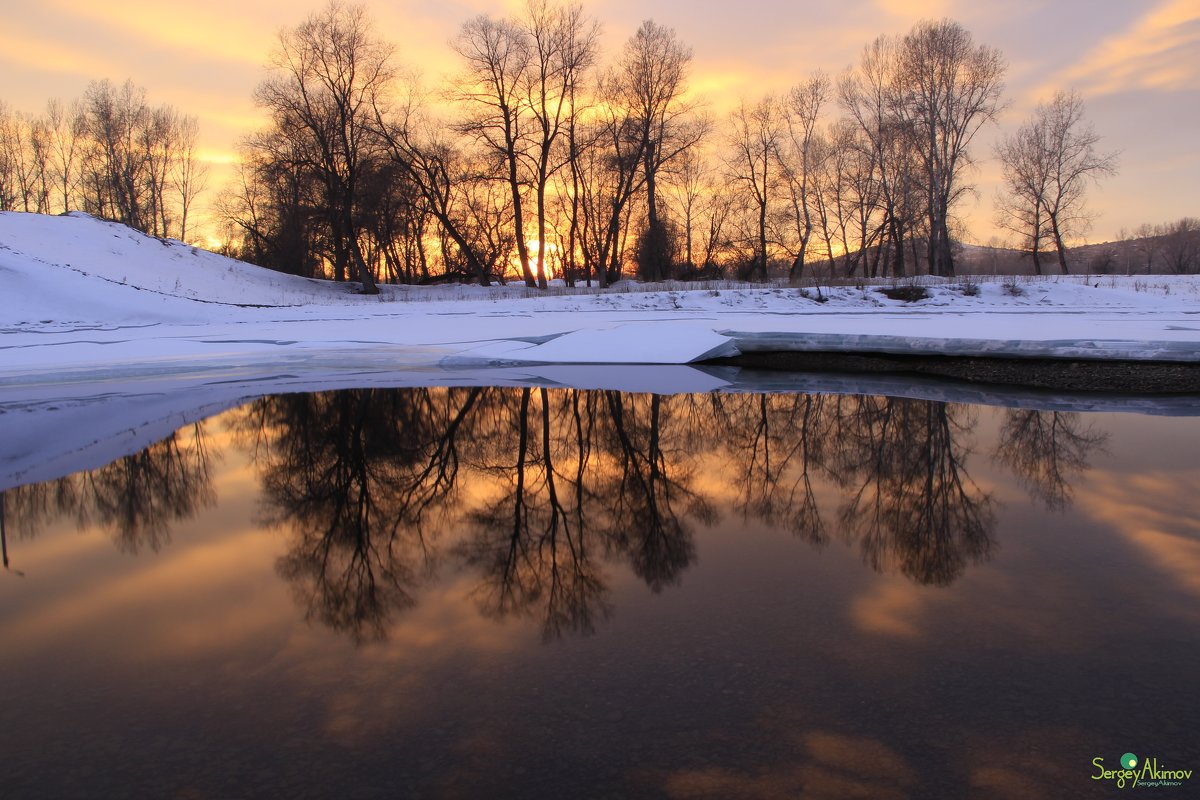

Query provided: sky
[1,0,1197,245]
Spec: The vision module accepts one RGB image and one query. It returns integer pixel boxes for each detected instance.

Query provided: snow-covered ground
[3,212,1199,390]
[3,211,1199,490]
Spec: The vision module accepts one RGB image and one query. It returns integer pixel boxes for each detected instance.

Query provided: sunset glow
[2,1,1197,246]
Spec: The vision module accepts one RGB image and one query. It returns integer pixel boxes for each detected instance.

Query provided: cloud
[0,25,121,83]
[1045,0,1200,97]
[42,0,278,69]
[1076,469,1200,604]
[849,578,931,638]
[663,731,917,799]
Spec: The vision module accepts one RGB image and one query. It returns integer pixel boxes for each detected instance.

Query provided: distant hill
[959,219,1200,276]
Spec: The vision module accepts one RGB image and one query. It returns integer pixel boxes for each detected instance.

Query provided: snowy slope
[0,211,360,319]
[2,211,1199,388]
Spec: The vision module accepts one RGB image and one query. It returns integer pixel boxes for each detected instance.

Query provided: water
[1,387,1198,799]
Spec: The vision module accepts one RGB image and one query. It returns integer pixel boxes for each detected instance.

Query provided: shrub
[879,285,929,302]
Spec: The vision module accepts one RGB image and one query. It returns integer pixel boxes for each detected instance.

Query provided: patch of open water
[1,386,1198,798]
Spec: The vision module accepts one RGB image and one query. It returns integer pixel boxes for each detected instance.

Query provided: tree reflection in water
[2,423,214,556]
[459,388,703,639]
[86,426,216,553]
[2,388,1112,639]
[718,393,831,545]
[598,391,704,592]
[833,398,995,586]
[995,410,1109,511]
[461,388,613,640]
[243,388,481,643]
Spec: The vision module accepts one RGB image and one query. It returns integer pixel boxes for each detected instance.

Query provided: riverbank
[709,352,1200,393]
[2,212,1199,386]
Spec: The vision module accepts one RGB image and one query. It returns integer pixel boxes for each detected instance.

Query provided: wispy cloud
[1043,0,1200,97]
[43,0,274,68]
[0,27,118,80]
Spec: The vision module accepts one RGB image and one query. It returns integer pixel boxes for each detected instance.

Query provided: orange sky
[2,0,1197,244]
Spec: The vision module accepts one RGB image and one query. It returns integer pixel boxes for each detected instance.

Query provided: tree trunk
[535,147,550,289]
[503,112,534,288]
[350,239,379,294]
[1050,214,1070,274]
[758,200,769,281]
[644,141,665,282]
[789,253,803,282]
[891,215,906,278]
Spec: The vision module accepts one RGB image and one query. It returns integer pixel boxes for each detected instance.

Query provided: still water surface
[2,388,1198,799]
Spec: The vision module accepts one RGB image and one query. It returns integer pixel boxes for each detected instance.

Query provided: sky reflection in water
[1,388,1198,799]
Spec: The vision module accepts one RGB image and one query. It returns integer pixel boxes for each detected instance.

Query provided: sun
[505,240,563,282]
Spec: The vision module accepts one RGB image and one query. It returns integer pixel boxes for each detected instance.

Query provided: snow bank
[2,211,1199,388]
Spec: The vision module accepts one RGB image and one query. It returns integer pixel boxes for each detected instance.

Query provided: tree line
[217,2,1019,290]
[1116,217,1200,275]
[0,80,207,241]
[4,1,1147,286]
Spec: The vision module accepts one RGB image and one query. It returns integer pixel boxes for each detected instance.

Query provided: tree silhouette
[0,424,215,557]
[80,425,215,553]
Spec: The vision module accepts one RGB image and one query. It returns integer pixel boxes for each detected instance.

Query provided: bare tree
[142,105,178,237]
[726,95,781,280]
[696,179,736,273]
[0,105,54,214]
[219,130,325,277]
[0,106,33,211]
[0,102,16,210]
[615,20,704,281]
[807,124,843,275]
[255,0,393,293]
[778,72,829,280]
[665,146,716,273]
[1158,217,1200,274]
[81,79,152,230]
[810,119,876,277]
[840,39,921,278]
[1131,222,1161,272]
[453,13,535,285]
[1039,91,1115,274]
[45,98,85,214]
[892,20,1006,276]
[997,91,1117,274]
[453,3,600,289]
[4,86,197,236]
[522,0,600,288]
[574,75,645,286]
[172,114,207,242]
[373,88,498,285]
[995,116,1051,274]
